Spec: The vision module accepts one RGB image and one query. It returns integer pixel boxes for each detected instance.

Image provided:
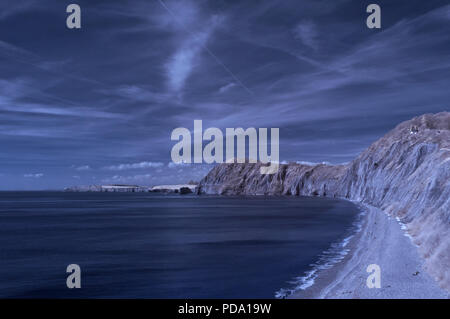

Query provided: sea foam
[275,208,366,298]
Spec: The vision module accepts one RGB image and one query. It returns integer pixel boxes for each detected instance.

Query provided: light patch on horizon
[103,161,164,171]
[168,161,192,168]
[24,173,44,178]
[75,165,91,171]
[102,174,153,184]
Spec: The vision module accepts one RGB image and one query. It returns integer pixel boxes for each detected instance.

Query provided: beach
[291,204,449,299]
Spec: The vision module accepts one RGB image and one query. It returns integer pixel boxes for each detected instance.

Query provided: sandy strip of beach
[290,204,449,299]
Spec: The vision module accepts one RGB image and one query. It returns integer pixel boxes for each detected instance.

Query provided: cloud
[0,78,124,140]
[103,161,164,171]
[161,1,223,92]
[218,82,237,93]
[75,165,91,171]
[168,161,191,168]
[165,24,220,92]
[99,85,170,103]
[102,174,153,184]
[24,173,44,178]
[166,42,202,91]
[296,161,332,166]
[293,20,318,50]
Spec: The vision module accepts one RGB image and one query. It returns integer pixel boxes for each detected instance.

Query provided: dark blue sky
[0,0,449,189]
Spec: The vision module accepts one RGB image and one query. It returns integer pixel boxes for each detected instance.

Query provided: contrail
[156,0,253,95]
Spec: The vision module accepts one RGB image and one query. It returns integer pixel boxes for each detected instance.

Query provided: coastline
[290,203,449,299]
[198,113,450,290]
[276,201,366,298]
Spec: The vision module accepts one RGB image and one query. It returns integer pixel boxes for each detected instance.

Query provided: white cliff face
[198,112,450,290]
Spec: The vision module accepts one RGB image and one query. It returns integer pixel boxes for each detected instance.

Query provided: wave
[275,207,366,298]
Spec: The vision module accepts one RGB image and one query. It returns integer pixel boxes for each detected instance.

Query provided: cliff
[198,112,450,290]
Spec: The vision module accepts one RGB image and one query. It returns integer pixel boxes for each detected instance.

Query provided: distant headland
[65,183,198,194]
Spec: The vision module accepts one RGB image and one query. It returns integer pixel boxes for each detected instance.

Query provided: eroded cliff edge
[198,112,450,290]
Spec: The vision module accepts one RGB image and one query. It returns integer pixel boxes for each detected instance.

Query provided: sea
[0,192,361,298]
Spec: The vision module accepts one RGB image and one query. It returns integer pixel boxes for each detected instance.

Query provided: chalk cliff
[198,112,450,290]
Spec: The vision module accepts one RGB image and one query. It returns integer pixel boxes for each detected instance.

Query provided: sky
[0,0,449,190]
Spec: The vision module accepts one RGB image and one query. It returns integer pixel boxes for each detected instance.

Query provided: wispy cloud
[102,174,153,184]
[103,161,164,171]
[24,173,44,178]
[293,21,318,50]
[218,82,237,94]
[104,85,169,103]
[168,161,190,168]
[0,79,122,119]
[162,1,223,92]
[75,165,91,171]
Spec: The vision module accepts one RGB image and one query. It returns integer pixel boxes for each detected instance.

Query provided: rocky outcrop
[150,184,197,194]
[198,112,450,290]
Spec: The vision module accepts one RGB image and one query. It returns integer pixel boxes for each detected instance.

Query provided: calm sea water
[0,192,359,298]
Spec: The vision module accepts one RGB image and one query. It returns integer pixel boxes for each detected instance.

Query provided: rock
[179,187,193,194]
[150,184,197,194]
[198,112,450,290]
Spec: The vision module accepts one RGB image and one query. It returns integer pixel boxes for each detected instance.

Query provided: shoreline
[276,201,366,298]
[290,203,449,299]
